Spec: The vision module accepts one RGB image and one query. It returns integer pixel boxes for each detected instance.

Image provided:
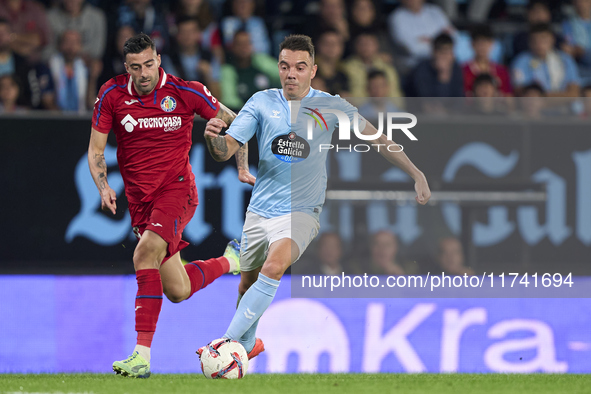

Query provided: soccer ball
[200,338,249,379]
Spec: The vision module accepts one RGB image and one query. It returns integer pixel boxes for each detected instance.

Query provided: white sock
[226,256,239,273]
[134,345,151,362]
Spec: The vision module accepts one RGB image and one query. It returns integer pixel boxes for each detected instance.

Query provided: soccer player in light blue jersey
[197,35,431,360]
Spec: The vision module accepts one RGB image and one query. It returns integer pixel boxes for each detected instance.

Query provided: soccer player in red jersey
[88,33,255,378]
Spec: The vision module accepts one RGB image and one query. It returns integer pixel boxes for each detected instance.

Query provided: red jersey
[92,68,220,204]
[462,61,513,96]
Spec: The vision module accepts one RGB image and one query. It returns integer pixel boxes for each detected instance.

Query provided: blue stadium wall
[1,275,591,373]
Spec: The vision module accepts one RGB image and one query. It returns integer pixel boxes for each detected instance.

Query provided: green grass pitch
[1,373,590,394]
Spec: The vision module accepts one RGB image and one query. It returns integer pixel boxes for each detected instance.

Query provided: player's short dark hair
[433,32,454,51]
[470,24,493,41]
[367,69,387,82]
[529,23,553,36]
[522,82,545,96]
[472,73,496,92]
[0,17,9,27]
[123,33,156,57]
[581,84,591,94]
[280,34,315,59]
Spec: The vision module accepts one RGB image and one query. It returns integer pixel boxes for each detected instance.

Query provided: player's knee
[133,243,163,271]
[261,260,287,281]
[163,284,189,303]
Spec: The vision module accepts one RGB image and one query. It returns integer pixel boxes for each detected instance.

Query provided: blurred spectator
[305,0,350,44]
[512,24,580,97]
[367,230,405,276]
[436,237,474,276]
[48,30,96,112]
[512,0,567,59]
[462,25,512,96]
[0,74,26,113]
[314,29,349,96]
[98,24,134,86]
[358,70,399,121]
[161,16,221,98]
[315,232,344,275]
[311,76,328,91]
[472,73,497,97]
[45,0,107,62]
[348,0,390,54]
[388,0,454,72]
[520,82,546,119]
[167,0,224,64]
[116,0,168,53]
[406,33,464,97]
[470,74,510,116]
[434,0,494,23]
[220,29,279,111]
[0,0,52,59]
[220,0,271,55]
[342,33,402,98]
[0,18,56,109]
[562,0,591,66]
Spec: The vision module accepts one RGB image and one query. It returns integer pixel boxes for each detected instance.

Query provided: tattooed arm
[234,141,256,186]
[88,128,117,214]
[207,103,256,185]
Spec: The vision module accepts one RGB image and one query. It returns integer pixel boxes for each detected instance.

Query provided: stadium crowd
[2,0,591,114]
[300,231,476,276]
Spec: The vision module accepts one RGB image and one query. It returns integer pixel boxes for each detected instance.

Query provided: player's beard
[135,78,155,95]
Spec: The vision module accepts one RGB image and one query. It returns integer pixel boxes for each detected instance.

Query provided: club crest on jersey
[160,96,177,112]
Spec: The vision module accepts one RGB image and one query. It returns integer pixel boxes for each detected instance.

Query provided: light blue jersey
[227,88,360,219]
[511,50,581,92]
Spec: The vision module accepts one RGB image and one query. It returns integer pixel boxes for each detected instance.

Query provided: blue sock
[224,273,280,350]
[239,317,260,352]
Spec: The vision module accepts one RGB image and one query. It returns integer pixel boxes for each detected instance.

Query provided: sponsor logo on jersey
[138,116,182,132]
[160,96,177,112]
[121,114,138,132]
[125,99,139,105]
[120,114,182,132]
[271,132,310,163]
[271,110,281,119]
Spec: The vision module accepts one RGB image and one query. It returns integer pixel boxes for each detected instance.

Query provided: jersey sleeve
[185,80,221,120]
[92,81,116,134]
[226,93,259,145]
[336,95,366,132]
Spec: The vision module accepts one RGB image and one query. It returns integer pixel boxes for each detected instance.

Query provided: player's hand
[238,169,256,186]
[100,186,117,215]
[414,173,431,205]
[204,118,227,140]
